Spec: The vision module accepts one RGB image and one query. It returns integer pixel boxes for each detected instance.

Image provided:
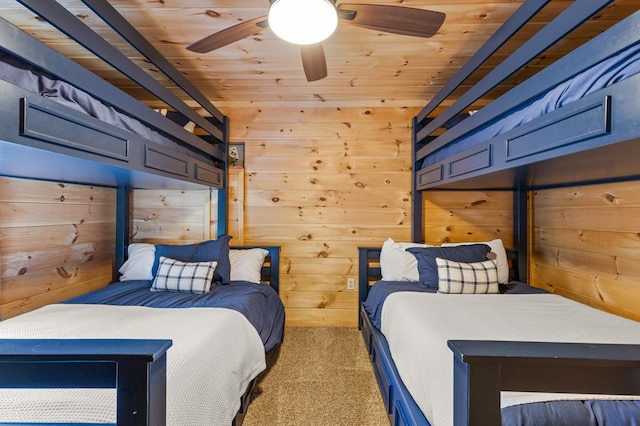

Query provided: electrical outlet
[347,278,355,290]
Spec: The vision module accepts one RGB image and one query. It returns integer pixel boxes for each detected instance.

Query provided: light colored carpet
[243,327,390,426]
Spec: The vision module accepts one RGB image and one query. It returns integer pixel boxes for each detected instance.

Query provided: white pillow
[442,239,509,284]
[229,248,269,284]
[118,243,155,281]
[151,256,217,294]
[380,238,433,282]
[436,258,499,294]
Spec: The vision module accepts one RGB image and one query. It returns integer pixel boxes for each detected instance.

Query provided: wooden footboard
[360,305,430,426]
[0,338,172,426]
[449,340,640,426]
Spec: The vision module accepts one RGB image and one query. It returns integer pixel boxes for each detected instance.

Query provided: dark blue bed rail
[0,338,172,426]
[414,0,614,156]
[412,0,640,196]
[13,0,226,155]
[449,340,640,426]
[0,1,229,190]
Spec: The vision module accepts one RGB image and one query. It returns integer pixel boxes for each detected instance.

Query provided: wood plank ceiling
[1,0,637,110]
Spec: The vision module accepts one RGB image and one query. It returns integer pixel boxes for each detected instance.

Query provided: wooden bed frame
[413,0,640,193]
[0,245,281,426]
[358,247,640,426]
[357,2,640,425]
[411,1,640,270]
[0,339,172,426]
[0,1,234,274]
[0,1,228,191]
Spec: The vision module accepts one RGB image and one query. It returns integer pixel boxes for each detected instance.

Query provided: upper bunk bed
[413,0,640,193]
[0,0,227,190]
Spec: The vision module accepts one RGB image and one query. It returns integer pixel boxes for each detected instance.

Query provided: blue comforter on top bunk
[422,41,640,168]
[64,280,285,352]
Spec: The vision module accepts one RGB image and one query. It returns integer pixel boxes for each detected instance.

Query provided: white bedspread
[0,304,266,425]
[381,293,640,426]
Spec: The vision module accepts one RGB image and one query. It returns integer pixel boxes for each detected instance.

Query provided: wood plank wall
[227,168,245,245]
[531,181,640,322]
[221,104,419,326]
[129,189,212,244]
[0,177,115,319]
[0,181,216,320]
[422,190,514,246]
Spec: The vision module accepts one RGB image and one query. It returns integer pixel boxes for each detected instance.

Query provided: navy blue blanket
[64,280,285,352]
[502,399,640,426]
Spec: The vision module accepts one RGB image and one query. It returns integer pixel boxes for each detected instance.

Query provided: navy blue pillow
[152,236,232,284]
[406,244,491,289]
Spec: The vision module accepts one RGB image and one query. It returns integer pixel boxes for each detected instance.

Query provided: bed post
[216,115,230,237]
[411,116,423,243]
[114,186,130,280]
[513,181,528,283]
[217,188,228,237]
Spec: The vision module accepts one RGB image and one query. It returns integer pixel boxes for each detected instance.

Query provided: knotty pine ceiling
[1,0,638,111]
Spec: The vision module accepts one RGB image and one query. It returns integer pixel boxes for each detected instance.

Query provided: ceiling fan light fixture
[268,0,338,45]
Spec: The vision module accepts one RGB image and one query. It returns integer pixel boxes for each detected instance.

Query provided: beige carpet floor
[243,327,390,426]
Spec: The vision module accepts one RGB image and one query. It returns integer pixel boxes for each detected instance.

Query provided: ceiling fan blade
[337,4,445,38]
[301,43,328,82]
[187,16,267,53]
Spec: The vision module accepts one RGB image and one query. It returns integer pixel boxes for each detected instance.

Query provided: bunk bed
[0,1,228,192]
[0,1,285,425]
[359,1,640,425]
[0,243,285,425]
[0,0,232,270]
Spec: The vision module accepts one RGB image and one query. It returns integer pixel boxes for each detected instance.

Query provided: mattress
[0,304,265,425]
[0,51,210,162]
[363,280,545,329]
[379,291,640,426]
[63,279,286,352]
[422,41,640,168]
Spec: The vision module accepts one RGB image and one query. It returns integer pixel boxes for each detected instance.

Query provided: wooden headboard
[358,245,521,312]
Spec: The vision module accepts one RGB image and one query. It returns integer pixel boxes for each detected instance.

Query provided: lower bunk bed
[358,240,640,426]
[0,241,285,425]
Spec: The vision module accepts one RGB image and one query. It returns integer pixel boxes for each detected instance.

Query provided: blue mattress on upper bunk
[0,51,210,162]
[422,41,640,168]
[63,280,285,352]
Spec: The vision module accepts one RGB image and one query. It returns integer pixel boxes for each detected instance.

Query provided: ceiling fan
[187,0,445,82]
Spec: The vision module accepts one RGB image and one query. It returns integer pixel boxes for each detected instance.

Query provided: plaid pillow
[151,256,217,294]
[435,258,499,294]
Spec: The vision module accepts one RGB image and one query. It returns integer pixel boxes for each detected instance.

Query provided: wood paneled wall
[0,181,217,320]
[227,168,245,245]
[0,177,115,319]
[221,104,419,326]
[422,190,514,247]
[130,189,212,244]
[531,181,640,322]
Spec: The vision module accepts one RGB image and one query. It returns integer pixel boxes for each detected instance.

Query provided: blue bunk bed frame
[360,1,640,425]
[0,339,172,426]
[0,1,255,424]
[0,0,231,276]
